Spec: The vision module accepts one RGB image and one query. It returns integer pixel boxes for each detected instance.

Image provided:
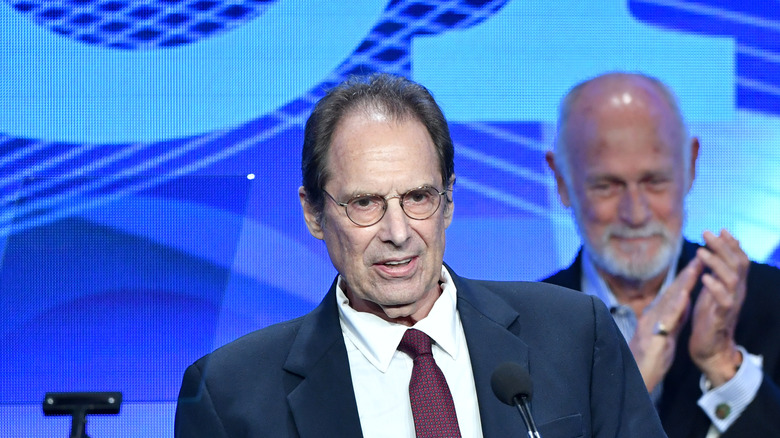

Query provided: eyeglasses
[323,185,448,227]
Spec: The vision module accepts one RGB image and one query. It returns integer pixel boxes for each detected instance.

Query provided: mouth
[610,234,660,251]
[374,256,418,276]
[381,258,413,267]
[615,235,653,242]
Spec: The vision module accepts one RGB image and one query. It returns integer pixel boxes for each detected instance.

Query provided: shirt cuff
[697,346,763,433]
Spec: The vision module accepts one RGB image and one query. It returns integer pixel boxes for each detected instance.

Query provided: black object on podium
[43,392,122,438]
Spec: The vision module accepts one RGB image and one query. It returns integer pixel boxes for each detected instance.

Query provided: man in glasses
[543,72,780,437]
[175,73,665,437]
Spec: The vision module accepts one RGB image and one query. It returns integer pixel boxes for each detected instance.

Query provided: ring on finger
[653,321,670,337]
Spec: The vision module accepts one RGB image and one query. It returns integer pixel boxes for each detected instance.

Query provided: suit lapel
[453,274,531,438]
[283,280,363,438]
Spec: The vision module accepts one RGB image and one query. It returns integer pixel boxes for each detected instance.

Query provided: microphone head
[491,362,533,406]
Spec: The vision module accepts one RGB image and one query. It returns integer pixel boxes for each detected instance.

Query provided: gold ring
[653,321,670,337]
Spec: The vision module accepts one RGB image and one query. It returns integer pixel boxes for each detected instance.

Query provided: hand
[689,230,749,387]
[630,257,703,392]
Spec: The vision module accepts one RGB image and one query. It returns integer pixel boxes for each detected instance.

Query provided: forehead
[325,111,440,193]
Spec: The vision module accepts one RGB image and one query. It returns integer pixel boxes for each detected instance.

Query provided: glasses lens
[346,194,385,225]
[402,187,441,219]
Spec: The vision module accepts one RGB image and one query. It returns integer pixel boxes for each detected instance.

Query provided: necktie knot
[398,328,433,359]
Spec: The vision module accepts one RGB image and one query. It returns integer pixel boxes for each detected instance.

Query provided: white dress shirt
[337,266,483,437]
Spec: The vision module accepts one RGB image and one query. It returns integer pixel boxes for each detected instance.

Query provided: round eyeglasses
[323,185,448,227]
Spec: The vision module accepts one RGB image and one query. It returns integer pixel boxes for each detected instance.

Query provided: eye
[644,177,670,192]
[349,195,382,210]
[589,181,618,197]
[405,188,433,205]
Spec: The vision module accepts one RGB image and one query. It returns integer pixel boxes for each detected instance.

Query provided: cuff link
[715,403,731,420]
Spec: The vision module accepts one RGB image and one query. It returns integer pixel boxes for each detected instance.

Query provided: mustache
[603,222,674,240]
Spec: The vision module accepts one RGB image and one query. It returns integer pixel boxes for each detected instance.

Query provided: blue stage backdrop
[2,1,779,435]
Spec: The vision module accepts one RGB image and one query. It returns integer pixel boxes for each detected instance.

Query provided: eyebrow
[585,169,673,184]
[343,183,438,198]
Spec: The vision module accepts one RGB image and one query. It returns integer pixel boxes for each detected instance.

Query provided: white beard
[586,222,678,281]
[571,198,679,281]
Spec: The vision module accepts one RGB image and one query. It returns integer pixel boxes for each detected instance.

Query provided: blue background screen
[2,1,779,435]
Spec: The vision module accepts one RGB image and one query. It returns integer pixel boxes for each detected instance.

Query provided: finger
[719,229,743,255]
[673,298,692,336]
[703,230,748,272]
[701,273,735,309]
[721,231,751,306]
[702,231,733,266]
[653,318,687,339]
[719,229,739,247]
[654,257,701,325]
[690,285,714,326]
[664,257,703,305]
[697,247,739,293]
[719,230,751,277]
[667,256,702,292]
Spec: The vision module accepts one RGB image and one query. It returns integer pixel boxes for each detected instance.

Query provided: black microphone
[491,362,541,438]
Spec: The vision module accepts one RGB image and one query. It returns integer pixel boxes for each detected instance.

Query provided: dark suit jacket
[175,267,665,437]
[543,240,780,438]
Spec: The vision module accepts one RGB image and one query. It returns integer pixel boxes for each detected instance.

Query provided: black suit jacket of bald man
[544,240,780,438]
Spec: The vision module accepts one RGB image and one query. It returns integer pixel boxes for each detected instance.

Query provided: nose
[377,196,412,246]
[618,185,651,226]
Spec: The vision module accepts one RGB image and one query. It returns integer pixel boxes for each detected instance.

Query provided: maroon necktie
[398,328,462,438]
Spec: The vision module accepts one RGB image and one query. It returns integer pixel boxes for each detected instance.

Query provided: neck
[345,287,441,327]
[598,267,667,316]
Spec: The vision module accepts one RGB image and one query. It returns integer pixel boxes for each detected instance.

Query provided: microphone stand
[69,407,89,438]
[43,391,122,438]
[512,395,541,438]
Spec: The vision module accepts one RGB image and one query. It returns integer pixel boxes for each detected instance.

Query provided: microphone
[491,362,541,438]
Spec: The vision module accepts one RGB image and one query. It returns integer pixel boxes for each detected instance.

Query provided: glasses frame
[322,185,448,227]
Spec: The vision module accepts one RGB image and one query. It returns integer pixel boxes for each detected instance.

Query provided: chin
[601,247,674,281]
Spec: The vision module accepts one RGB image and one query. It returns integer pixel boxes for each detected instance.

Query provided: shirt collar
[336,265,460,372]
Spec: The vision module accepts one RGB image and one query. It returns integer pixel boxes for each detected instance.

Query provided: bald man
[543,72,780,438]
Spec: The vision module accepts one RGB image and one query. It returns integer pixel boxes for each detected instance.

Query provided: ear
[545,151,572,208]
[686,137,700,193]
[299,186,325,240]
[443,175,455,228]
